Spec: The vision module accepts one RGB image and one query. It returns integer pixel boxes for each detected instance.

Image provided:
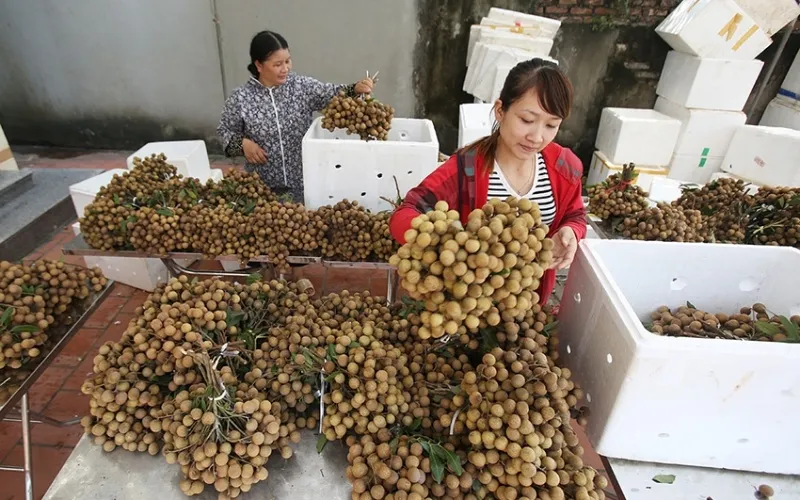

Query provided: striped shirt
[489,154,556,225]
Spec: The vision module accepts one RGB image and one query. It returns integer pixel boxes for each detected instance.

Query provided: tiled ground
[0,148,608,499]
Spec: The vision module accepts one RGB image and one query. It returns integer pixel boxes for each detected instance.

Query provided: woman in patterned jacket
[217,30,375,201]
[389,58,587,305]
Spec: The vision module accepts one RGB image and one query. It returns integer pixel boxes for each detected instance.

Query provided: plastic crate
[301,117,439,212]
[656,51,763,111]
[69,169,128,218]
[458,104,496,148]
[721,125,800,187]
[127,140,211,181]
[656,0,772,60]
[558,239,800,473]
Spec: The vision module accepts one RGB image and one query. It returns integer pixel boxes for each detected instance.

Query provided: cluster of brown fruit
[82,272,605,499]
[646,302,800,343]
[321,91,395,141]
[390,199,553,341]
[79,155,398,271]
[589,174,800,249]
[586,164,649,221]
[0,260,107,403]
[616,203,705,243]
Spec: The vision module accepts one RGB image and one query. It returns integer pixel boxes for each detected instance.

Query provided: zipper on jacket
[266,87,288,186]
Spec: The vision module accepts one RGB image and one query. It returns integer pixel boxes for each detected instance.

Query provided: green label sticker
[698,157,707,168]
[701,147,710,157]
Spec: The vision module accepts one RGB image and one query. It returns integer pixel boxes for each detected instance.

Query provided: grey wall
[216,0,417,119]
[0,0,418,150]
[0,0,225,148]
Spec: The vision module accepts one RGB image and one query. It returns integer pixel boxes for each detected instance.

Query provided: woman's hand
[354,77,374,95]
[549,227,578,271]
[242,138,267,164]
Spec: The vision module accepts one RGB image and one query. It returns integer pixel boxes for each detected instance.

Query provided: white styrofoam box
[586,151,668,193]
[656,0,772,60]
[656,51,763,111]
[469,27,554,62]
[302,117,439,212]
[465,43,545,102]
[482,8,561,39]
[594,108,681,166]
[667,152,723,184]
[69,168,128,218]
[458,104,496,148]
[709,171,761,194]
[759,94,800,130]
[780,47,800,97]
[734,0,800,36]
[647,177,688,203]
[721,125,800,186]
[71,223,169,292]
[209,168,224,183]
[654,96,745,157]
[127,140,211,181]
[489,62,513,104]
[473,97,485,104]
[559,239,800,473]
[0,124,17,171]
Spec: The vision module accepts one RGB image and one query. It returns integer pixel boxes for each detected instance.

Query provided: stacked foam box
[0,123,18,171]
[127,140,213,181]
[589,108,680,192]
[759,47,800,131]
[721,125,800,186]
[458,103,496,148]
[464,8,561,103]
[650,0,792,184]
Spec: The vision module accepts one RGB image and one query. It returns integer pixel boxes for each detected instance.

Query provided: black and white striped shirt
[488,154,556,225]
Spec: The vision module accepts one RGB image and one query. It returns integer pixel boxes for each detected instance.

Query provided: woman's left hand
[549,227,578,271]
[354,77,374,95]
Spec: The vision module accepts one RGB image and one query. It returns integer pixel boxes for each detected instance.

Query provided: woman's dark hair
[247,31,289,77]
[462,58,573,170]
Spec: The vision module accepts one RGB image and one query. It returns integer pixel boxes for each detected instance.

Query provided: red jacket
[389,142,587,305]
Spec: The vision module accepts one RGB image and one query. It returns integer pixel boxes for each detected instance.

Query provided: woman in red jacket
[389,58,586,305]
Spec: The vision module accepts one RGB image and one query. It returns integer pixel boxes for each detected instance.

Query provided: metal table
[63,234,398,303]
[45,431,351,500]
[603,456,800,500]
[0,283,114,500]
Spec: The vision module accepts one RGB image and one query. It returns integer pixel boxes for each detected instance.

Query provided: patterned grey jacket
[217,73,354,201]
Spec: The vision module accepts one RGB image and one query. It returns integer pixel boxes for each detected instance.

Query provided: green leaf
[316,434,328,454]
[349,341,361,349]
[156,208,174,217]
[10,325,40,334]
[324,371,340,383]
[480,328,499,351]
[242,200,257,215]
[445,450,463,476]
[389,436,400,454]
[326,344,338,361]
[686,301,696,310]
[419,440,431,455]
[246,272,262,285]
[778,316,800,342]
[409,417,422,432]
[21,285,35,296]
[430,452,445,483]
[755,321,780,337]
[227,310,245,328]
[542,320,559,336]
[113,194,120,205]
[652,474,676,484]
[0,307,14,327]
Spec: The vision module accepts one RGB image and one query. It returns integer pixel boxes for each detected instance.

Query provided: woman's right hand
[243,138,267,164]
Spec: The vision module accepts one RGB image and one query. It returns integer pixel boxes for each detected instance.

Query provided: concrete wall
[0,0,418,150]
[0,0,225,149]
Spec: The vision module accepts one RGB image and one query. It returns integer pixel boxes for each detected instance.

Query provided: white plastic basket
[558,239,800,474]
[301,117,439,212]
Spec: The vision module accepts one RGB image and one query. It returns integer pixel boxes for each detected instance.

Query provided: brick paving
[0,149,606,499]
